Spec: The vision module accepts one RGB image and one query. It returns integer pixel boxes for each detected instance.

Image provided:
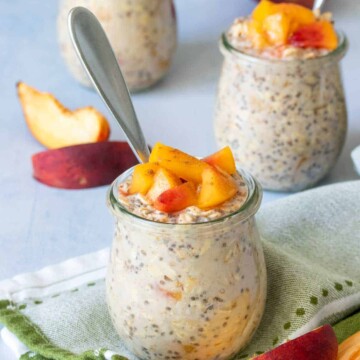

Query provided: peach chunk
[129,163,159,195]
[338,331,360,360]
[277,2,315,31]
[202,146,236,175]
[147,168,182,203]
[17,82,110,149]
[263,12,291,46]
[149,142,209,183]
[252,0,277,23]
[246,19,269,49]
[154,182,198,213]
[253,324,338,360]
[289,21,338,50]
[197,166,238,209]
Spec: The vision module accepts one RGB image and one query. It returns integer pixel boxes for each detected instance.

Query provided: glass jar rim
[107,166,262,227]
[220,30,348,65]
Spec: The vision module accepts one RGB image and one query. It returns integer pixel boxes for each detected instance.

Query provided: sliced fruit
[253,324,338,360]
[263,12,291,46]
[147,168,182,203]
[197,166,238,209]
[32,141,138,189]
[202,146,236,175]
[129,163,160,195]
[247,19,269,49]
[277,2,315,32]
[252,0,277,23]
[338,331,360,360]
[17,82,110,149]
[289,20,338,50]
[149,142,209,183]
[154,182,198,213]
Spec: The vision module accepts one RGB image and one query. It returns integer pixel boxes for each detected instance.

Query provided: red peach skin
[253,324,338,360]
[32,141,138,189]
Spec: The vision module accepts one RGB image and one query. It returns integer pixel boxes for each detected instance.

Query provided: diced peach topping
[129,163,159,195]
[197,166,238,210]
[263,12,291,46]
[247,0,336,50]
[149,142,209,183]
[289,21,338,50]
[154,182,198,213]
[202,146,236,175]
[147,168,182,203]
[127,144,240,213]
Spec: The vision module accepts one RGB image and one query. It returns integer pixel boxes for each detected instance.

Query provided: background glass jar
[214,33,348,192]
[106,167,266,360]
[57,0,177,92]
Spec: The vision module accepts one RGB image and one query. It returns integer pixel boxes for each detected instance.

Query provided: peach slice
[17,82,110,149]
[276,2,315,31]
[246,19,269,49]
[263,12,291,46]
[289,21,338,50]
[154,182,198,213]
[253,324,338,360]
[129,163,160,195]
[147,168,182,203]
[32,141,138,189]
[252,0,277,23]
[149,142,209,183]
[202,146,236,175]
[338,331,360,360]
[197,166,238,209]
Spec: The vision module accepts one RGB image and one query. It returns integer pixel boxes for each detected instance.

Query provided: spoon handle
[68,7,150,164]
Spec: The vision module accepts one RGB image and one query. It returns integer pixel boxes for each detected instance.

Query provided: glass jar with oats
[58,0,177,92]
[214,0,348,191]
[106,144,267,360]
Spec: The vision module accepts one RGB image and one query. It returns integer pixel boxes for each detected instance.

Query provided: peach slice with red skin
[147,168,182,203]
[252,324,338,360]
[32,141,138,189]
[197,166,238,209]
[154,182,198,213]
[129,163,160,195]
[149,142,209,183]
[17,82,110,149]
[202,146,236,175]
[289,20,338,50]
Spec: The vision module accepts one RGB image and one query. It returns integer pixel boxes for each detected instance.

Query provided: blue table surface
[0,0,359,357]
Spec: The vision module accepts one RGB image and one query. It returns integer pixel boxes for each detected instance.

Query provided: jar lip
[107,166,262,227]
[220,30,348,64]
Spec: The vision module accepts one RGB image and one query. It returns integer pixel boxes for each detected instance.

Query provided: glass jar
[214,33,348,192]
[57,0,177,92]
[106,167,266,360]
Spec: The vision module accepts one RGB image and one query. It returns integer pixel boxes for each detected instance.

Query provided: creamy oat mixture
[118,172,248,223]
[106,170,266,360]
[214,18,347,191]
[58,0,177,91]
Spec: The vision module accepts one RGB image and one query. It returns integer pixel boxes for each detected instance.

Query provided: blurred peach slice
[17,82,110,149]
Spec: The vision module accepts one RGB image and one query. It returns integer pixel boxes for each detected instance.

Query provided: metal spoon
[313,0,326,11]
[68,7,150,164]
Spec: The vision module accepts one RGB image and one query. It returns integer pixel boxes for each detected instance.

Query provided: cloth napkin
[1,181,360,360]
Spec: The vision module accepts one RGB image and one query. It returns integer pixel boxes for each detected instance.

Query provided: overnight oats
[214,0,348,191]
[106,143,266,360]
[58,0,177,91]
